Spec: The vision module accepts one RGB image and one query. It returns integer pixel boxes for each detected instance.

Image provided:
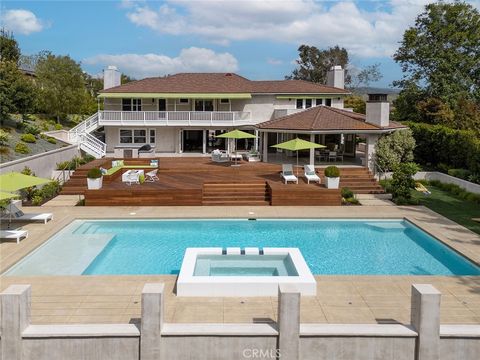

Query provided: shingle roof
[256,106,407,132]
[100,73,350,94]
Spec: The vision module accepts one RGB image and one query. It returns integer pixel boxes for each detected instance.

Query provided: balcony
[98,111,253,127]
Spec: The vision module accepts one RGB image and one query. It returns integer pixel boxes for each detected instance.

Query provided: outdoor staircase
[338,167,385,194]
[67,112,106,159]
[60,159,105,195]
[202,181,271,206]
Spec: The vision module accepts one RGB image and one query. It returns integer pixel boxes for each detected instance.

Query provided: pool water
[5,219,480,276]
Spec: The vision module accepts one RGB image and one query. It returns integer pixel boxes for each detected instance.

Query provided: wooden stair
[337,167,384,194]
[60,159,106,195]
[202,182,270,206]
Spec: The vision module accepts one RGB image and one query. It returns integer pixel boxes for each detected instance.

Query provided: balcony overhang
[98,93,252,99]
[276,94,348,99]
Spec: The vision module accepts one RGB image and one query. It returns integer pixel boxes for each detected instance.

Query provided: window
[158,99,166,111]
[325,98,332,107]
[195,100,214,111]
[178,98,189,104]
[220,98,230,104]
[122,99,141,111]
[315,99,323,106]
[296,99,303,109]
[305,99,312,108]
[149,129,156,144]
[119,129,147,144]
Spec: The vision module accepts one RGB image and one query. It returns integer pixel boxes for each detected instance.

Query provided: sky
[1,0,479,88]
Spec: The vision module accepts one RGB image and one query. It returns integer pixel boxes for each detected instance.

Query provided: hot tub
[176,247,316,296]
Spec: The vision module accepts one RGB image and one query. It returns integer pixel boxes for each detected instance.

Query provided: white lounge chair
[211,150,230,163]
[3,203,53,224]
[145,169,159,182]
[0,229,28,244]
[304,165,321,184]
[280,164,298,184]
[125,172,140,186]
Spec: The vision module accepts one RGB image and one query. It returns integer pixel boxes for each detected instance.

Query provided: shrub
[345,197,360,205]
[82,154,95,163]
[324,166,340,178]
[47,137,57,144]
[447,169,471,180]
[341,187,354,199]
[24,124,41,135]
[20,133,36,143]
[390,162,420,201]
[32,195,43,206]
[87,168,102,179]
[21,166,34,176]
[0,146,10,155]
[14,142,30,154]
[0,129,11,146]
[374,129,416,171]
[40,181,60,199]
[54,123,63,130]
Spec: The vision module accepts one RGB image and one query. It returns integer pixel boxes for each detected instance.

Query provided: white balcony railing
[98,111,253,126]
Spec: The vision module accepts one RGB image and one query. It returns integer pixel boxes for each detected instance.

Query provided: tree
[349,64,383,90]
[416,98,455,126]
[36,54,90,122]
[390,162,420,203]
[393,2,480,104]
[0,28,20,63]
[344,96,366,114]
[286,45,351,85]
[374,129,416,171]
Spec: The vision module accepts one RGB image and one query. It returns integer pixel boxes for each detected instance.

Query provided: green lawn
[411,186,480,235]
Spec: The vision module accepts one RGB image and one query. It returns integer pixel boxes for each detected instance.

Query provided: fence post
[411,284,441,360]
[140,283,165,360]
[1,284,31,360]
[278,284,301,360]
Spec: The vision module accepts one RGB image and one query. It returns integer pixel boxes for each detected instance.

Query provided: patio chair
[280,164,298,184]
[125,172,140,186]
[304,165,321,184]
[211,150,230,163]
[145,169,159,182]
[336,150,344,162]
[328,151,337,162]
[3,203,53,224]
[0,229,28,244]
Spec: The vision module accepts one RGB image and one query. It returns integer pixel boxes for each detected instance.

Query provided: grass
[411,185,480,235]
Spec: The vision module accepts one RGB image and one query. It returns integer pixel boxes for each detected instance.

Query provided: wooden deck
[71,157,347,206]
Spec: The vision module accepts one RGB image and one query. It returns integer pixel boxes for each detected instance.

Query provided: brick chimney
[326,65,344,89]
[366,94,389,127]
[103,65,121,90]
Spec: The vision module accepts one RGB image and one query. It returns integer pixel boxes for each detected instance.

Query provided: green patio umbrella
[0,191,19,201]
[272,138,326,175]
[0,172,52,192]
[216,130,257,166]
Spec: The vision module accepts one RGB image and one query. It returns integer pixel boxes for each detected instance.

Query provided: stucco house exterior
[67,65,406,170]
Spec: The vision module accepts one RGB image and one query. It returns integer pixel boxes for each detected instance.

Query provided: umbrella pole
[296,151,299,179]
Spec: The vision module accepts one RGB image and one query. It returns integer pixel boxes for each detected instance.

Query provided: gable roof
[99,73,350,95]
[256,106,406,132]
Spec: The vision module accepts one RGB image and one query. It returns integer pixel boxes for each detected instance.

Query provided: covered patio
[256,106,406,170]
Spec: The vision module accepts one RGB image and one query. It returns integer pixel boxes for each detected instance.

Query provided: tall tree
[36,54,90,122]
[0,28,20,63]
[349,64,383,90]
[393,2,480,104]
[286,45,351,85]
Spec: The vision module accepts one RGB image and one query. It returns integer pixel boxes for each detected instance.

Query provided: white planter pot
[325,177,340,189]
[87,177,103,190]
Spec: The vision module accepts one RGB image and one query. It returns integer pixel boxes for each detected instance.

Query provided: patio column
[309,134,315,165]
[365,134,380,171]
[262,132,268,162]
[202,130,207,154]
[254,129,259,151]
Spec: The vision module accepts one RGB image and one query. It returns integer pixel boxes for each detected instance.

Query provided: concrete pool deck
[1,205,479,325]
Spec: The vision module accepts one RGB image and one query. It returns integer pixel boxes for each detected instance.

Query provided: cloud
[123,0,440,57]
[84,47,239,78]
[1,9,46,35]
[267,58,283,65]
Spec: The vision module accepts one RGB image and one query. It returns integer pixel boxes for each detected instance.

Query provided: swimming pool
[5,219,480,276]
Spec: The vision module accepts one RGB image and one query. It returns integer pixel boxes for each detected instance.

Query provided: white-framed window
[149,129,156,144]
[195,99,214,111]
[119,129,147,144]
[178,98,189,104]
[296,99,303,109]
[315,98,323,106]
[122,98,142,111]
[220,98,230,104]
[305,99,312,108]
[296,98,314,109]
[325,98,332,107]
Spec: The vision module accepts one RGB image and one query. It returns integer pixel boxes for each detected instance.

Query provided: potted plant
[87,168,103,190]
[324,166,340,189]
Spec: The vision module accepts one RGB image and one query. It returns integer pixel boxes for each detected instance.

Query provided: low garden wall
[1,283,479,360]
[0,144,80,180]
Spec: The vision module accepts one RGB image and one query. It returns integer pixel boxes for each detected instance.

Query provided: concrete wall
[0,145,80,179]
[2,283,479,360]
[104,126,177,153]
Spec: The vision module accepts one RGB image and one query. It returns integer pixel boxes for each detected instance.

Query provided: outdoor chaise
[0,229,28,244]
[304,165,321,184]
[146,169,159,182]
[4,203,53,224]
[281,164,298,184]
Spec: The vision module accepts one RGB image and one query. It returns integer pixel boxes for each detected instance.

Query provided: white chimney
[103,65,121,90]
[366,94,390,127]
[327,65,344,89]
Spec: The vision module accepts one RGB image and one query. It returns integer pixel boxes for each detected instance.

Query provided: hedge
[406,122,480,174]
